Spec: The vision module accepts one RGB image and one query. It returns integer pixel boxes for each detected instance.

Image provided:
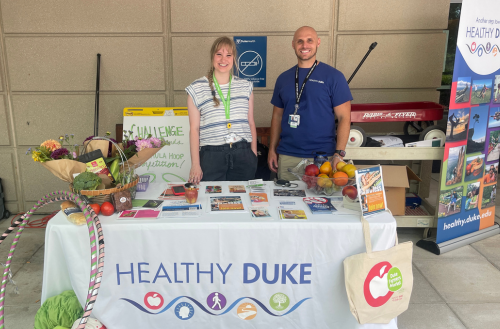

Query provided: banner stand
[417,223,500,255]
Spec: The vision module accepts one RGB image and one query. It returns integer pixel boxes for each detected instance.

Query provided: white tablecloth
[41,181,397,329]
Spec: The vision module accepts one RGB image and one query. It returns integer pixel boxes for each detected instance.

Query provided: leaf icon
[153,294,158,298]
[380,265,387,277]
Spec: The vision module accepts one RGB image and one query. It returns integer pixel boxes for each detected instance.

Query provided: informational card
[209,196,245,212]
[131,199,163,208]
[249,207,272,219]
[229,185,246,193]
[273,189,306,197]
[355,166,388,217]
[118,209,160,219]
[206,186,222,194]
[278,206,308,220]
[249,192,269,207]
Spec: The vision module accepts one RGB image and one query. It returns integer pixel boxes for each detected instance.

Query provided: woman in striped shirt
[186,37,258,184]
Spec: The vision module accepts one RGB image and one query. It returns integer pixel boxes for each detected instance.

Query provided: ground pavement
[2,174,500,328]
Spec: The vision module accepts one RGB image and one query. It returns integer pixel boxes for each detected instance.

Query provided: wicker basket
[70,176,139,204]
[70,136,139,204]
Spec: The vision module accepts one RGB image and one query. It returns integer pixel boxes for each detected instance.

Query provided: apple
[342,186,358,201]
[148,294,161,306]
[363,261,394,307]
[369,265,390,299]
[305,164,320,176]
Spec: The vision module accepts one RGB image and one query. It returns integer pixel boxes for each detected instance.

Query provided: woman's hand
[189,165,203,185]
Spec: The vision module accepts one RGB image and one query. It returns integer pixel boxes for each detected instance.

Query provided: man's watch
[334,150,346,157]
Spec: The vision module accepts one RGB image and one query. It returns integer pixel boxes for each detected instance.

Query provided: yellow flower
[32,151,41,162]
[40,139,61,152]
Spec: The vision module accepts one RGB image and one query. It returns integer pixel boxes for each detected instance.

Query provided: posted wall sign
[122,107,190,183]
[234,36,267,88]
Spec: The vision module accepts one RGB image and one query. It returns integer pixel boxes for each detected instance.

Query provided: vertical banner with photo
[436,0,500,243]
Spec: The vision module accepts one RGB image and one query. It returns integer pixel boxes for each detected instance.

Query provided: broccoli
[73,172,102,192]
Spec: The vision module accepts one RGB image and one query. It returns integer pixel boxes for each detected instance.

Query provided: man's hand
[331,154,343,171]
[268,150,279,173]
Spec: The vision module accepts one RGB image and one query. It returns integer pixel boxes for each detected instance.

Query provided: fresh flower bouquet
[27,131,170,185]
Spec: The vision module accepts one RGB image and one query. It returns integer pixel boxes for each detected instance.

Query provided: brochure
[131,199,163,208]
[303,197,337,214]
[249,207,272,219]
[249,192,269,207]
[278,206,308,220]
[160,203,202,217]
[118,209,160,219]
[355,166,388,217]
[206,186,222,193]
[273,189,306,197]
[210,196,245,212]
[229,185,246,193]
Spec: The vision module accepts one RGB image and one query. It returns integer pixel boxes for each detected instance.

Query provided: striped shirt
[186,76,253,146]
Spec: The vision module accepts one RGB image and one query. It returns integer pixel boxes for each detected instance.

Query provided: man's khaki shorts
[278,154,334,181]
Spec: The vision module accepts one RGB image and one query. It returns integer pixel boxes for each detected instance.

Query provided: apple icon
[363,261,394,307]
[144,291,164,310]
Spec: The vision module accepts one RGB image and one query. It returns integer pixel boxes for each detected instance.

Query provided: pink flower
[135,139,152,152]
[149,137,161,148]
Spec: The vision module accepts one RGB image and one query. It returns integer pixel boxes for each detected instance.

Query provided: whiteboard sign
[122,108,190,183]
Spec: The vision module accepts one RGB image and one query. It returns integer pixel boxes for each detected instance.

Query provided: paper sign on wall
[122,107,190,183]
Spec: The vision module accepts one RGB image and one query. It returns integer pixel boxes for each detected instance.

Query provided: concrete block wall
[0,0,449,212]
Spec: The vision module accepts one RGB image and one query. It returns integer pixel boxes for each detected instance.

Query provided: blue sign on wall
[234,36,267,88]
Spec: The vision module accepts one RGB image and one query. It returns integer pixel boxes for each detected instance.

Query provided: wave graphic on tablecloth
[121,296,312,316]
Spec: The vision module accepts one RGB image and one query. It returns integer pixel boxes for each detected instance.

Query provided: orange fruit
[333,171,348,186]
[320,162,332,175]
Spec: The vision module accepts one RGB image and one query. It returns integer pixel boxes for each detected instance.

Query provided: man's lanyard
[294,60,318,115]
[213,74,232,125]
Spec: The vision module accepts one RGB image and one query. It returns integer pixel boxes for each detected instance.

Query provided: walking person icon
[207,292,227,310]
[212,292,222,309]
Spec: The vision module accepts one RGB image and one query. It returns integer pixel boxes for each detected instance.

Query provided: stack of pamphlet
[277,201,308,220]
[160,201,202,217]
[303,197,337,214]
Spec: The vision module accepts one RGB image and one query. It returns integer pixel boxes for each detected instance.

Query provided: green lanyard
[213,74,231,121]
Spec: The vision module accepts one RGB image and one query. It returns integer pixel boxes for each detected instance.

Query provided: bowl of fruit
[289,159,357,196]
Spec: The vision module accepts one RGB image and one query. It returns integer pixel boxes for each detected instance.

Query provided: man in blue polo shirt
[268,26,353,181]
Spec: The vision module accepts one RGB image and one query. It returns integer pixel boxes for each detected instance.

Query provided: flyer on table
[355,166,387,217]
[436,0,499,244]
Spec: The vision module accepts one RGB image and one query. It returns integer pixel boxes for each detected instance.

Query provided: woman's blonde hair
[207,36,238,107]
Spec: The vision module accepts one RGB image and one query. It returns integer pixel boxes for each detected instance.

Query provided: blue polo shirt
[271,62,352,158]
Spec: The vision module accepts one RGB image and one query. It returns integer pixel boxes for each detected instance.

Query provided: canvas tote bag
[343,215,413,324]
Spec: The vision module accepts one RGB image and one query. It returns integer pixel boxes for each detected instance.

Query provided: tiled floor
[2,174,500,328]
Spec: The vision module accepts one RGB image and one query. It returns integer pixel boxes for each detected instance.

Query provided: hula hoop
[0,190,105,329]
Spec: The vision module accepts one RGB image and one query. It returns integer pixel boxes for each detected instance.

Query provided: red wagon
[347,101,446,147]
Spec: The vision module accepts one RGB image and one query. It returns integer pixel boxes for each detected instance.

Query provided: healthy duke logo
[120,291,311,320]
[363,262,403,307]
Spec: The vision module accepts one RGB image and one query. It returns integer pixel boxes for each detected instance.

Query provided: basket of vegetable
[70,137,139,203]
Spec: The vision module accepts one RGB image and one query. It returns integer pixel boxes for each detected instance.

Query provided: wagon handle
[347,42,377,85]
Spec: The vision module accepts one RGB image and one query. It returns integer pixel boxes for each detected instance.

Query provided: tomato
[89,203,100,215]
[100,202,115,216]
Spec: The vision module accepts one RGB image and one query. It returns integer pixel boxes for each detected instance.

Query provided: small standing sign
[355,166,388,217]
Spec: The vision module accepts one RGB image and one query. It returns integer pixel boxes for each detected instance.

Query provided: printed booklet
[355,165,388,217]
[278,205,308,220]
[118,209,160,219]
[303,197,337,214]
[210,196,245,212]
[160,202,202,218]
[273,189,306,197]
[249,192,269,207]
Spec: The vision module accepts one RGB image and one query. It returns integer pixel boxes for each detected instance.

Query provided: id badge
[223,132,239,144]
[289,114,300,128]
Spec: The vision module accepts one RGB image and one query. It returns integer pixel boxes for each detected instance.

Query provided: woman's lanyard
[294,60,318,115]
[213,74,232,129]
